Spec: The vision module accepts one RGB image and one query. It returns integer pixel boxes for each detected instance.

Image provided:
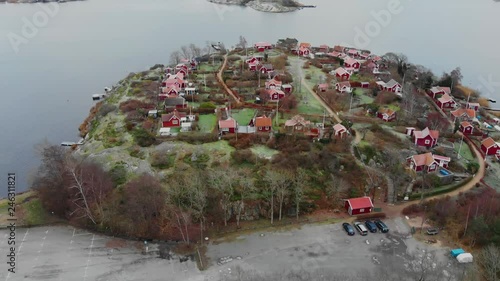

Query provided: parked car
[353,222,368,236]
[374,220,389,233]
[426,228,439,235]
[342,223,355,236]
[365,220,378,233]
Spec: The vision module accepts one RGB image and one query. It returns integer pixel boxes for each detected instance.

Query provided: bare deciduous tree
[180,45,191,60]
[208,168,237,226]
[169,50,182,65]
[265,169,292,223]
[478,244,500,281]
[293,168,308,220]
[235,172,256,228]
[189,43,202,58]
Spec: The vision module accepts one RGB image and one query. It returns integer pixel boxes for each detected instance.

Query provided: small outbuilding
[345,196,374,216]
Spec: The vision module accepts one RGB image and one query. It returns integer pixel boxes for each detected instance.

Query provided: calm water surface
[0,0,499,195]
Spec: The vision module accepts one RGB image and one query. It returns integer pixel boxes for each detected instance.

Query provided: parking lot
[203,217,458,280]
[0,219,459,281]
[0,225,201,281]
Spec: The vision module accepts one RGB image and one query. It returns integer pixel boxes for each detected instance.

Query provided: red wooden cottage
[267,89,286,101]
[281,84,293,93]
[253,115,272,132]
[318,83,329,92]
[459,121,474,135]
[481,137,500,156]
[407,152,451,172]
[413,127,439,147]
[451,108,476,122]
[347,49,359,58]
[378,79,402,93]
[466,102,480,111]
[436,93,456,109]
[333,123,347,138]
[377,108,397,122]
[161,109,185,128]
[334,67,351,81]
[343,57,360,70]
[297,46,310,57]
[345,197,373,216]
[259,64,274,74]
[265,78,282,90]
[428,86,451,99]
[248,61,259,71]
[254,42,272,52]
[246,56,263,64]
[218,118,238,134]
[285,115,311,132]
[335,81,351,93]
[318,44,329,53]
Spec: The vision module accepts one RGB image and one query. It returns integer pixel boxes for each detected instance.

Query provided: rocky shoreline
[207,0,305,13]
[3,0,307,13]
[1,0,83,3]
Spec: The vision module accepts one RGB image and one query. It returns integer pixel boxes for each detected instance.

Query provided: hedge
[408,176,473,200]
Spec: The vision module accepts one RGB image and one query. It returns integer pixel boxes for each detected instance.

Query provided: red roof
[255,116,272,127]
[482,137,497,149]
[347,197,374,210]
[219,118,237,129]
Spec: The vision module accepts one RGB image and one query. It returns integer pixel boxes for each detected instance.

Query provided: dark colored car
[374,220,389,233]
[426,228,439,235]
[365,220,378,233]
[342,223,355,236]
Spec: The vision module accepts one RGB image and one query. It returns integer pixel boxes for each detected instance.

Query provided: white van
[354,222,368,236]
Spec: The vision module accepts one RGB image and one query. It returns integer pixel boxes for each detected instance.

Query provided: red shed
[481,137,500,156]
[345,197,374,216]
[459,121,474,135]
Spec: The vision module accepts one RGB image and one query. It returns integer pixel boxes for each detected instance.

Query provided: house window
[172,120,178,125]
[265,126,269,130]
[424,140,430,144]
[359,208,364,212]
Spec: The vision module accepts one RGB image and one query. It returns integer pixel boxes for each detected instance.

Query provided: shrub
[199,102,216,109]
[176,132,218,144]
[132,128,155,147]
[110,163,127,186]
[98,104,117,117]
[151,152,175,169]
[355,212,386,220]
[231,149,256,165]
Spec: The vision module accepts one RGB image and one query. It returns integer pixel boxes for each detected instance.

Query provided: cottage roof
[414,127,439,140]
[285,115,310,127]
[335,67,349,76]
[299,42,311,48]
[318,83,329,89]
[411,152,450,167]
[219,118,237,129]
[344,57,359,66]
[333,123,347,133]
[461,121,473,128]
[451,108,476,119]
[255,42,272,47]
[164,97,186,106]
[438,93,454,103]
[385,79,401,88]
[255,116,272,127]
[261,64,274,70]
[161,109,185,122]
[347,197,374,210]
[378,107,395,116]
[266,78,282,87]
[337,81,351,88]
[482,137,497,148]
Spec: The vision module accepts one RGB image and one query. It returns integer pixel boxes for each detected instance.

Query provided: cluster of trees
[404,188,500,248]
[33,138,364,241]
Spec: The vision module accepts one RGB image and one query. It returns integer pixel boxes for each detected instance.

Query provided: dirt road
[217,54,242,105]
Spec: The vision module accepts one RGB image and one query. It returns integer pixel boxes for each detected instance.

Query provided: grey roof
[164,97,186,106]
[384,79,400,88]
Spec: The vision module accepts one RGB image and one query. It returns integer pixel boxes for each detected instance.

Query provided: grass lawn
[296,86,325,115]
[231,108,255,125]
[454,141,475,163]
[251,145,279,159]
[198,114,217,133]
[22,198,49,226]
[387,104,401,112]
[198,62,222,73]
[354,88,374,104]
